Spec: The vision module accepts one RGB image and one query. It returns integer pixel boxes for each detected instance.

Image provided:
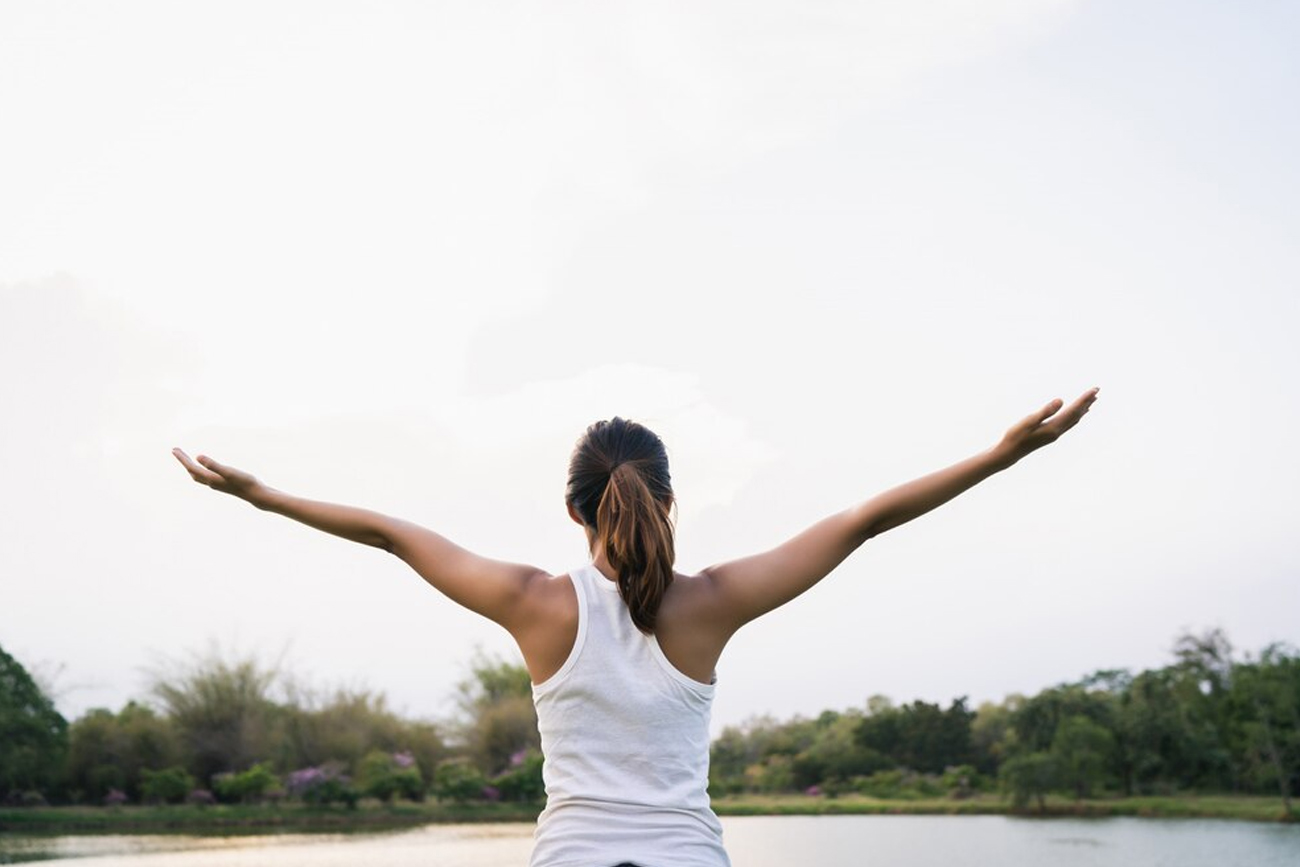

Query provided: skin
[173,387,1099,687]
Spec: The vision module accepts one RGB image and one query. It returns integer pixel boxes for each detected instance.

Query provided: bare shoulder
[659,570,727,627]
[512,570,579,686]
[656,570,732,683]
[520,570,579,619]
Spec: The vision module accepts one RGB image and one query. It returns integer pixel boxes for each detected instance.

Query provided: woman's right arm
[171,449,549,629]
[696,388,1099,634]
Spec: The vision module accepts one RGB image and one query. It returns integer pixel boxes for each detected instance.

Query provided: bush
[1000,752,1059,811]
[140,766,196,804]
[433,759,486,803]
[187,788,217,806]
[358,750,425,802]
[213,762,278,804]
[286,763,358,807]
[852,769,943,799]
[940,764,986,798]
[491,750,544,802]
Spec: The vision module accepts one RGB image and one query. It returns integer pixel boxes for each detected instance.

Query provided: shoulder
[511,571,581,685]
[523,570,580,608]
[659,570,726,623]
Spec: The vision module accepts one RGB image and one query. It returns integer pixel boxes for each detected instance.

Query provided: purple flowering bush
[286,763,358,808]
[491,749,544,802]
[103,788,128,807]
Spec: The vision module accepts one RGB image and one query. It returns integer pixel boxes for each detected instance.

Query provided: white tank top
[529,563,730,867]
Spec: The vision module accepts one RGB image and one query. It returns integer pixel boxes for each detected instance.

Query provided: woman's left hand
[172,448,268,503]
[996,387,1100,465]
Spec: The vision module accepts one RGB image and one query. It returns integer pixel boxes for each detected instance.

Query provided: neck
[590,546,617,583]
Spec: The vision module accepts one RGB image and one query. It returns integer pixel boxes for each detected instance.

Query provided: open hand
[172,448,267,502]
[997,387,1100,464]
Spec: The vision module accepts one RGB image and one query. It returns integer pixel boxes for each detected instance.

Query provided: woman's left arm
[171,449,548,628]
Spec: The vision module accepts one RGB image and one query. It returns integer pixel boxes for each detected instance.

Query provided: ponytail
[596,462,675,633]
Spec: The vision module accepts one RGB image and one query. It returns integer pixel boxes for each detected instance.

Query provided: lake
[2,815,1298,866]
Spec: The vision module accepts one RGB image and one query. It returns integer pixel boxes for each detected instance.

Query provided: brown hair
[566,417,675,633]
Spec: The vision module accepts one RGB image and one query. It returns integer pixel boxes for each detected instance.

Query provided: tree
[139,766,195,804]
[856,697,974,773]
[1000,752,1058,812]
[148,649,279,784]
[0,644,68,800]
[971,697,1021,775]
[1052,714,1115,799]
[65,702,180,802]
[1226,644,1299,816]
[453,651,539,776]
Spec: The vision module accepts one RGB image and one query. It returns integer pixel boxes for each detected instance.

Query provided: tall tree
[0,644,68,799]
[149,650,279,784]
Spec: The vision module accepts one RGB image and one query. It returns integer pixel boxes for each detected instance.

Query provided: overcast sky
[2,0,1297,736]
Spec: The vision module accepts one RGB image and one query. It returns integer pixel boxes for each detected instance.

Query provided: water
[2,816,1297,866]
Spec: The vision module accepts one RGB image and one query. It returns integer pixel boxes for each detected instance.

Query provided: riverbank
[713,793,1293,822]
[0,794,1290,835]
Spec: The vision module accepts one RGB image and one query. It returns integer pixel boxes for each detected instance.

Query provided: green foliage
[139,766,195,804]
[1000,751,1059,811]
[1224,644,1300,813]
[274,686,445,784]
[212,762,279,804]
[65,702,180,802]
[491,750,545,802]
[1010,686,1113,756]
[357,750,425,802]
[853,769,943,800]
[971,698,1020,775]
[433,758,486,803]
[148,649,279,785]
[854,697,974,773]
[0,644,68,800]
[453,651,539,776]
[1051,714,1115,799]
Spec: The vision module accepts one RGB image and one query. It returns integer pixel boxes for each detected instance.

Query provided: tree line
[1,629,1296,814]
[0,646,541,808]
[709,629,1298,814]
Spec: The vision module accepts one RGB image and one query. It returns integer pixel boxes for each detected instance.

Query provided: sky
[2,0,1297,737]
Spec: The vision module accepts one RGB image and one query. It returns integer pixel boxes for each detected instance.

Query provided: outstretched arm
[171,449,547,628]
[699,388,1100,632]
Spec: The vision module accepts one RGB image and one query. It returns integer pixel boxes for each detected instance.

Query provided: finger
[197,454,243,480]
[173,448,223,486]
[1049,389,1100,434]
[1031,398,1064,425]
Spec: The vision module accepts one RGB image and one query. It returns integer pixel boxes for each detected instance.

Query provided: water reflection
[3,816,1298,867]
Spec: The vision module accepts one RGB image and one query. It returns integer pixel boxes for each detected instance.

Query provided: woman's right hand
[996,387,1100,465]
[172,448,268,504]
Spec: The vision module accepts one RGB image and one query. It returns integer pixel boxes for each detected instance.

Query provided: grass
[0,801,542,835]
[711,793,1294,823]
[1,794,1291,835]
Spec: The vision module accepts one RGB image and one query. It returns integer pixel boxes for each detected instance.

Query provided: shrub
[104,788,128,807]
[213,762,278,804]
[140,766,196,804]
[286,763,358,807]
[433,759,486,803]
[358,750,425,802]
[491,750,544,802]
[1000,752,1059,811]
[187,788,217,806]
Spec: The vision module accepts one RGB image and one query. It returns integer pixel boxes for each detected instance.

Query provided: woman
[173,387,1099,867]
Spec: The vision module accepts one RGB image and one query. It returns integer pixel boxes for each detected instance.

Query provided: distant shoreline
[1,794,1292,835]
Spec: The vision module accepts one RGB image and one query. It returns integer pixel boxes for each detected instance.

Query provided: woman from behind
[173,387,1099,867]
